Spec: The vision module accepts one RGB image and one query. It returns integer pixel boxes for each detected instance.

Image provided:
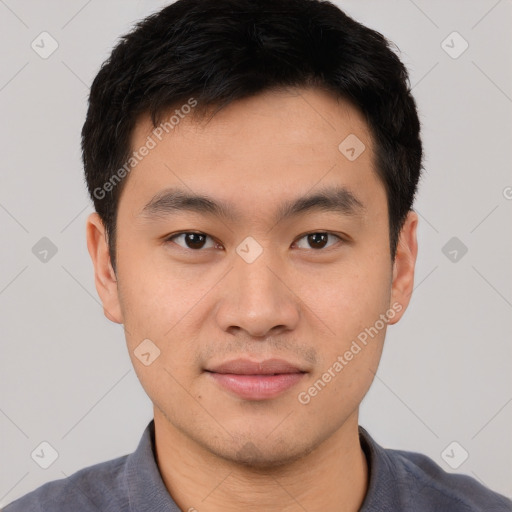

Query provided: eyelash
[164,231,344,252]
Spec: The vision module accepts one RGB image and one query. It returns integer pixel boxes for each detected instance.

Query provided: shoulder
[2,454,129,512]
[387,446,512,511]
[358,427,512,512]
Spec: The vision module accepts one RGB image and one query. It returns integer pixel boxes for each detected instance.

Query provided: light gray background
[1,0,511,507]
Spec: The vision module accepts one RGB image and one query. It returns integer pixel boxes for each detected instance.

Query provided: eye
[165,231,343,252]
[293,232,342,250]
[165,232,219,250]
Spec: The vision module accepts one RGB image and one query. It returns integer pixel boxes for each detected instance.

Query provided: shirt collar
[123,420,397,511]
[124,419,181,512]
[358,425,403,511]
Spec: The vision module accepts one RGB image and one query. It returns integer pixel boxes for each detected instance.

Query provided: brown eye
[167,232,216,250]
[294,232,341,250]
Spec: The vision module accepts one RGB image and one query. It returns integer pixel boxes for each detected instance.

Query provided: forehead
[120,87,381,219]
[138,86,370,145]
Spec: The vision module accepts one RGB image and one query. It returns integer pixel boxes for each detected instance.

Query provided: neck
[153,408,369,512]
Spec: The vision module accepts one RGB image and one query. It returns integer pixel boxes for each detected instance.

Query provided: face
[87,87,417,467]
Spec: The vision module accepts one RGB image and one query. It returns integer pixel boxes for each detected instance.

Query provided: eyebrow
[138,184,365,224]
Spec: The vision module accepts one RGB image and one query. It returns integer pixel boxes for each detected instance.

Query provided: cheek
[116,254,206,383]
[115,237,191,336]
[300,253,392,340]
[308,250,392,403]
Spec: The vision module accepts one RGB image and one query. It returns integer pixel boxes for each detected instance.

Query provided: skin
[86,86,418,512]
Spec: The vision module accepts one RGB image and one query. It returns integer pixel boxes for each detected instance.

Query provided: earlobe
[85,212,124,324]
[388,210,418,325]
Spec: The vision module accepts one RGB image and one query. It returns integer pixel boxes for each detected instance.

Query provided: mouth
[204,358,308,401]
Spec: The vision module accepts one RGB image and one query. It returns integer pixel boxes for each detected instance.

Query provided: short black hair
[82,0,423,273]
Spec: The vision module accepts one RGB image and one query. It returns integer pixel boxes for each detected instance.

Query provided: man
[4,0,511,510]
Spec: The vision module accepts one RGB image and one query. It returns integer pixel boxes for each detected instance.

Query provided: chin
[211,434,320,470]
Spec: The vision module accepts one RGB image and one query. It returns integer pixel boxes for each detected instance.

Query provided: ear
[85,212,123,324]
[388,210,418,325]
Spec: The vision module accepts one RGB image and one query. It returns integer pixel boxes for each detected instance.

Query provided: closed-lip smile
[205,358,307,400]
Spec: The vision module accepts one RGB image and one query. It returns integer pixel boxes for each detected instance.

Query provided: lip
[205,358,307,401]
[207,358,306,375]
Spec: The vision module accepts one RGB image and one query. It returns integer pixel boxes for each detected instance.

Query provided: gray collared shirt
[3,420,511,511]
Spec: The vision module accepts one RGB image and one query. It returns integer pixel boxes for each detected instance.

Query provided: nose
[214,245,301,338]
